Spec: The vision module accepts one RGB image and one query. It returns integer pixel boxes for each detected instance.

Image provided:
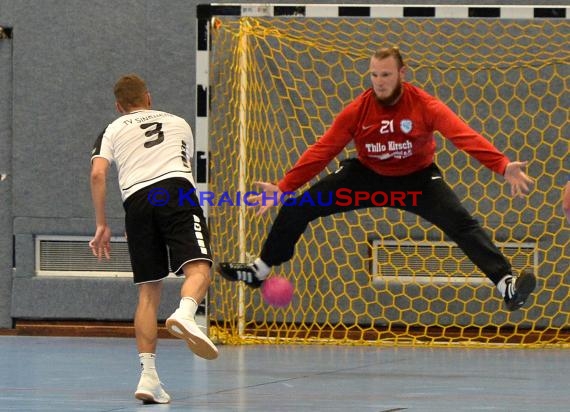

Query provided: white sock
[179,296,198,317]
[253,258,270,280]
[139,353,157,374]
[497,274,513,297]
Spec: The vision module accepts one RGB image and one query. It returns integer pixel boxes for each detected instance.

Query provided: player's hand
[246,182,283,215]
[504,161,533,198]
[89,225,112,260]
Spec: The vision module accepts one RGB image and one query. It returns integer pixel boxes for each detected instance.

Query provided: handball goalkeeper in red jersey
[219,46,536,311]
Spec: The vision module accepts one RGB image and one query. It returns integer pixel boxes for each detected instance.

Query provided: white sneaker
[166,309,219,360]
[134,372,171,404]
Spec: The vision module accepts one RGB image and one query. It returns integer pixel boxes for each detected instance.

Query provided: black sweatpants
[259,159,511,285]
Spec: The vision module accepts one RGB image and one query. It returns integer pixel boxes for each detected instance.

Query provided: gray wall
[0,0,567,327]
[1,0,197,325]
[0,21,12,327]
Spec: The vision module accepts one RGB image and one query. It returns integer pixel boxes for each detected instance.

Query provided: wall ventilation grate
[371,240,537,284]
[36,236,132,277]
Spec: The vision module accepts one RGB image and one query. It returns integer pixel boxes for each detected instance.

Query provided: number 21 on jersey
[380,120,394,134]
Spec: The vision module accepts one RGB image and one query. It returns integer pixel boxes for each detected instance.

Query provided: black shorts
[123,178,213,284]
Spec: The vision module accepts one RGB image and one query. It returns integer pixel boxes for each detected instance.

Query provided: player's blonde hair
[372,47,405,69]
[113,74,148,110]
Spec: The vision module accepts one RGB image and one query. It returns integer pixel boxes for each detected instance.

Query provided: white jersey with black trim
[91,109,195,201]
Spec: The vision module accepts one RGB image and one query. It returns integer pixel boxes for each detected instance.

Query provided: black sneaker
[218,262,264,289]
[503,270,537,311]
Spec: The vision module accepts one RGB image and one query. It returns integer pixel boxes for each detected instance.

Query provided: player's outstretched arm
[246,181,283,215]
[503,161,533,198]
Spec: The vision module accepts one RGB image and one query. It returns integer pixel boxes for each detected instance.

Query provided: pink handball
[261,276,294,308]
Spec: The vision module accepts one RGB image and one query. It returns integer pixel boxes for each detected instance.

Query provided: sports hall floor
[1,331,569,411]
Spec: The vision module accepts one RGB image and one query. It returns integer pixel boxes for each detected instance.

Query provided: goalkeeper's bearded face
[369,56,405,106]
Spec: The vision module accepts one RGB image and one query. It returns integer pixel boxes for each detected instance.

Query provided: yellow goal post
[207,15,569,348]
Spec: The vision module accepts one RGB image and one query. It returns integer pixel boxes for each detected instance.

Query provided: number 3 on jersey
[141,122,164,148]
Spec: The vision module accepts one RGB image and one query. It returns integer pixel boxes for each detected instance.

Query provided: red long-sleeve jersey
[278,82,510,193]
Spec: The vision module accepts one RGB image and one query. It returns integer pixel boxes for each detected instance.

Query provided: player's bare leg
[134,281,170,404]
[166,260,218,359]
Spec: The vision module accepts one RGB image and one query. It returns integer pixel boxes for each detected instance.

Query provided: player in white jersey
[90,74,217,404]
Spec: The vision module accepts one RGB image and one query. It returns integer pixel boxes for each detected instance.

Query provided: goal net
[207,16,569,347]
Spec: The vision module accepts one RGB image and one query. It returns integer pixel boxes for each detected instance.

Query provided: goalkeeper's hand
[246,182,282,215]
[504,161,533,198]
